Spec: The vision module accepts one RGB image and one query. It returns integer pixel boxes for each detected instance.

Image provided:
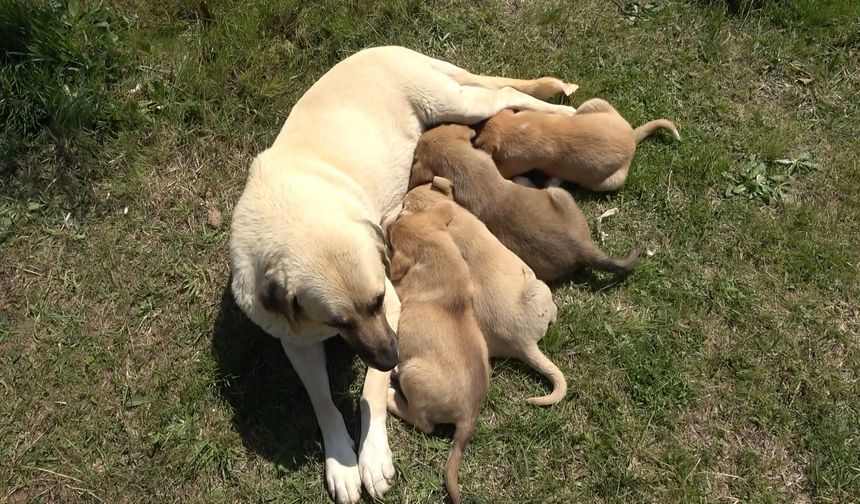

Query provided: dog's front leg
[281,340,362,504]
[357,277,401,498]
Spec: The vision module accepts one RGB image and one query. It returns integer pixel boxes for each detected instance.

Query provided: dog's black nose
[369,343,399,372]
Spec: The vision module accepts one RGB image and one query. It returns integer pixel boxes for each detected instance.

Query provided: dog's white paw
[325,445,362,504]
[358,426,396,498]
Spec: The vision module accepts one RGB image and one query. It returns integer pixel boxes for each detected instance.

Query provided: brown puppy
[386,201,489,504]
[401,179,565,405]
[410,124,639,282]
[473,98,680,191]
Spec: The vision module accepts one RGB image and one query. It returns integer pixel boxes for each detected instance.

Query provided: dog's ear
[258,270,301,325]
[258,274,286,313]
[361,219,391,276]
[431,176,455,199]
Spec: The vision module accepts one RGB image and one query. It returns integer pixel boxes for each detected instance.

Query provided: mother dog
[229,46,576,503]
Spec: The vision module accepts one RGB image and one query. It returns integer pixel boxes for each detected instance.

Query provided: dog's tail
[521,343,567,406]
[588,246,641,276]
[634,119,680,143]
[445,417,477,504]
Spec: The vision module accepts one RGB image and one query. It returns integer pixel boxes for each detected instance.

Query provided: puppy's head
[387,201,456,282]
[401,177,455,214]
[436,123,476,142]
[257,219,398,371]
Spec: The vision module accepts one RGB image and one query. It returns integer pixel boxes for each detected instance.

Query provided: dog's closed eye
[329,317,354,330]
[371,292,385,313]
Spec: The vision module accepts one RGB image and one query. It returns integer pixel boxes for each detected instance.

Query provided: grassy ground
[2,0,859,502]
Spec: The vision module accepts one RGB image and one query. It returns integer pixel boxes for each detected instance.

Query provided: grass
[1,0,859,502]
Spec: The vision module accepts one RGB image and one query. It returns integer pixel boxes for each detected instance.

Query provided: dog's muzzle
[349,322,399,372]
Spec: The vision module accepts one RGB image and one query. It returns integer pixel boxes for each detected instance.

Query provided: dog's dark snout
[371,328,399,371]
[353,323,399,371]
[372,345,399,372]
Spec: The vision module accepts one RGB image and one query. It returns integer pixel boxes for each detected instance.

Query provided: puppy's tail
[445,418,476,504]
[634,119,680,143]
[588,246,641,276]
[522,344,568,406]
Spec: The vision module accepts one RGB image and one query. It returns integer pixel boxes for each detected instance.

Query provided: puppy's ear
[431,176,455,199]
[409,160,433,189]
[427,200,456,228]
[389,249,413,283]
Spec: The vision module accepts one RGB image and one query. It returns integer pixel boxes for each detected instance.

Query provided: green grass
[2,0,859,502]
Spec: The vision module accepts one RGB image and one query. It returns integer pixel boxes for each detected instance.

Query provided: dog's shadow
[211,281,362,470]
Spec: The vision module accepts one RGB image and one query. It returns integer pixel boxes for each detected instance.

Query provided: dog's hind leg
[427,58,576,99]
[281,340,362,504]
[434,85,576,125]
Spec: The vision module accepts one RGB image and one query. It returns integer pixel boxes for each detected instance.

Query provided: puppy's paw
[358,426,396,498]
[386,387,398,412]
[325,444,362,504]
[512,176,537,188]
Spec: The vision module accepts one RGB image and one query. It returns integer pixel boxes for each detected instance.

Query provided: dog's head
[256,218,398,371]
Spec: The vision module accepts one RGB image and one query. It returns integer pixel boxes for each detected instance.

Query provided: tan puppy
[474,98,680,191]
[401,179,566,405]
[386,201,489,504]
[410,124,640,282]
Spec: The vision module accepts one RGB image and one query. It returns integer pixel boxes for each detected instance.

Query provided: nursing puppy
[386,201,489,504]
[230,46,578,503]
[400,179,565,405]
[474,98,680,191]
[410,124,639,282]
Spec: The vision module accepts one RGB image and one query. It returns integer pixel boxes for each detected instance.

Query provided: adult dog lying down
[229,46,577,503]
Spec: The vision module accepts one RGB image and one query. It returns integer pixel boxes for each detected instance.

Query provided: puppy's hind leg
[574,98,615,115]
[584,165,630,192]
[387,387,435,435]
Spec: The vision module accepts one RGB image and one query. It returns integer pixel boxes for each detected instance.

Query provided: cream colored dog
[399,179,566,405]
[474,98,680,191]
[229,46,577,503]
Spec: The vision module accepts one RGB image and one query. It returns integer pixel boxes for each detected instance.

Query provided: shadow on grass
[211,281,362,471]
